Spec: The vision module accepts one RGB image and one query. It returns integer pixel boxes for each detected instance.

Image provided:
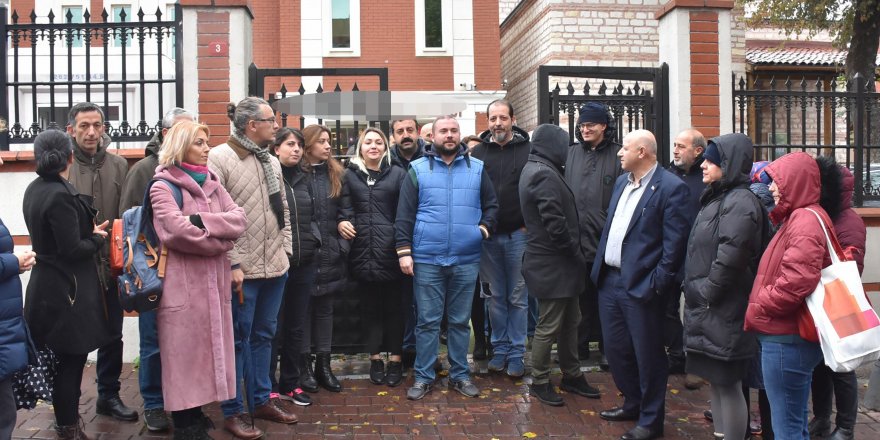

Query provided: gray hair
[226,97,270,132]
[162,107,196,128]
[683,128,707,150]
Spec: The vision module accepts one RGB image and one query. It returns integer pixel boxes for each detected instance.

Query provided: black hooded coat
[519,125,586,300]
[683,133,766,361]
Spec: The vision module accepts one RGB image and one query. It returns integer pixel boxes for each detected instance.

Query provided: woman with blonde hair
[338,127,408,386]
[151,121,247,439]
[299,124,347,392]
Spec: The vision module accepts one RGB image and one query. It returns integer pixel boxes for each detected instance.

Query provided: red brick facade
[689,11,720,138]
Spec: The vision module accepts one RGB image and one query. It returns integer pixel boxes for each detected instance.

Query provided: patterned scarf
[230,130,285,229]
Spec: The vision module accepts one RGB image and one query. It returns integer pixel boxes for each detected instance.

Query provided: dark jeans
[812,363,858,429]
[271,261,316,393]
[53,352,88,426]
[401,276,416,352]
[578,271,603,354]
[96,284,123,398]
[138,309,163,410]
[303,293,334,353]
[362,279,404,355]
[0,377,15,439]
[663,290,685,365]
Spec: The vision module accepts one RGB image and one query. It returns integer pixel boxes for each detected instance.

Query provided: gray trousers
[531,296,582,384]
[0,376,16,439]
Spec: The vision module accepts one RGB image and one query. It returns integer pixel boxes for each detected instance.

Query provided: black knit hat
[577,102,610,125]
[703,142,722,166]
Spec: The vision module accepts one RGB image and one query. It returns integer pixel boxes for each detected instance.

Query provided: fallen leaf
[677,417,689,422]
[377,391,388,396]
[363,422,370,425]
[670,389,679,395]
[329,426,339,430]
[414,414,424,419]
[523,432,538,438]
[491,388,502,392]
[514,381,524,386]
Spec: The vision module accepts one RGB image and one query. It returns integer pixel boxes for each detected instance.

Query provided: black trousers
[53,352,88,426]
[812,363,858,429]
[472,279,488,343]
[0,377,15,439]
[362,279,404,355]
[303,294,334,353]
[271,261,317,393]
[96,283,123,398]
[577,270,603,354]
[663,289,685,365]
[171,407,203,429]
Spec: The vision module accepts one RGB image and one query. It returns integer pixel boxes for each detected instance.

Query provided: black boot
[300,354,319,393]
[315,352,342,392]
[55,420,90,440]
[826,427,854,440]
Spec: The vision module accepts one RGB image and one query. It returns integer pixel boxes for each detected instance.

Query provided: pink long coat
[150,165,247,411]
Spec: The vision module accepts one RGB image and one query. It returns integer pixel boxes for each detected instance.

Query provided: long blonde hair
[349,127,391,175]
[301,124,344,198]
[157,120,210,166]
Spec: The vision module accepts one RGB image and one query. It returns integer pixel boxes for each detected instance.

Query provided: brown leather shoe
[253,398,298,424]
[223,414,263,439]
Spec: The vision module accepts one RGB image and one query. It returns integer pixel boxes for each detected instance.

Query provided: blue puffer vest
[0,218,28,381]
[410,154,485,266]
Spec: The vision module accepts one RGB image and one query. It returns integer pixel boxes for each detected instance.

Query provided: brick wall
[499,0,520,24]
[196,11,232,146]
[474,0,503,91]
[689,11,720,137]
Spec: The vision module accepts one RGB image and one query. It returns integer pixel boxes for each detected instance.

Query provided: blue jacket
[590,166,691,302]
[0,218,28,381]
[395,143,498,266]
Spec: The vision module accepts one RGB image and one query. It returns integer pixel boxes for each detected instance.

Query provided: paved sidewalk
[12,357,880,439]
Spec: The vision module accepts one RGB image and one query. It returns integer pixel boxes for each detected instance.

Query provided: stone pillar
[657,0,734,144]
[180,0,253,146]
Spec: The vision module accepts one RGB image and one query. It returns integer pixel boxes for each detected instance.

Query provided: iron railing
[0,5,183,150]
[732,73,880,206]
[538,64,670,164]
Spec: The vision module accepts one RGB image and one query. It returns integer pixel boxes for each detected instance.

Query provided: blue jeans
[413,262,479,384]
[401,276,416,352]
[480,230,528,359]
[221,274,287,417]
[761,337,823,440]
[137,310,163,410]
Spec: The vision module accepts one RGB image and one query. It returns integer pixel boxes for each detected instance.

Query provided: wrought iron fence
[538,64,669,164]
[249,65,390,157]
[732,73,880,206]
[0,5,183,150]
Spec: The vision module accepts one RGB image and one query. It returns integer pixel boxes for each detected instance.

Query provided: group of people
[0,97,868,440]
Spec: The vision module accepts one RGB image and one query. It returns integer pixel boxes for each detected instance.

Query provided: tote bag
[805,208,880,372]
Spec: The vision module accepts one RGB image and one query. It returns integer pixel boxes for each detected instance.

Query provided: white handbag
[804,208,880,372]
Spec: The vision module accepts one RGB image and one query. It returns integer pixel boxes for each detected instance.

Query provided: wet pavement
[12,355,880,439]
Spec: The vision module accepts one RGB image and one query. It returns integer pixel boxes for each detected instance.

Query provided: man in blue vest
[396,115,498,401]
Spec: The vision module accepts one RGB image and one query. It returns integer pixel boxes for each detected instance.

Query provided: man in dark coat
[65,102,137,422]
[664,128,706,381]
[565,102,624,366]
[117,107,194,432]
[591,130,690,440]
[519,124,601,407]
[471,99,531,377]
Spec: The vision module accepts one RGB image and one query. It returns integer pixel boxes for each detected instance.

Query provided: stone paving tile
[12,359,880,439]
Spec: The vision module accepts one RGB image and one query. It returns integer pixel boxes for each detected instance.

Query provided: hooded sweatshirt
[390,138,428,171]
[471,126,531,234]
[119,131,163,213]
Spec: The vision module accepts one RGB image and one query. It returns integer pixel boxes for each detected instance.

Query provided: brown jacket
[208,139,291,279]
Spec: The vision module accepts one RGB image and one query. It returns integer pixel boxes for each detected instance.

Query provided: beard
[492,130,512,144]
[436,142,460,157]
[396,137,416,152]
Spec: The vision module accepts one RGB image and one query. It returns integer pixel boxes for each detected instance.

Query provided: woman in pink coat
[150,121,247,440]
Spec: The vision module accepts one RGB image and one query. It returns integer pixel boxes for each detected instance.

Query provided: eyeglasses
[253,117,276,124]
[577,122,602,131]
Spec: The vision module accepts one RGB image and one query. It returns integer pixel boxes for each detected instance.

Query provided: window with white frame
[323,0,361,57]
[62,6,84,48]
[111,4,132,48]
[415,0,452,56]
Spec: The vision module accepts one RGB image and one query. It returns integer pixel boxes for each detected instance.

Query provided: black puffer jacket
[683,133,766,361]
[339,162,407,282]
[519,125,586,300]
[564,133,623,264]
[308,163,348,296]
[281,164,320,267]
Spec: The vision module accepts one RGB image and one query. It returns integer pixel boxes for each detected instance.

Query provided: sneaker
[143,408,170,432]
[450,379,480,398]
[506,357,525,378]
[407,381,432,400]
[385,361,403,387]
[277,389,312,406]
[530,382,564,407]
[560,375,601,399]
[369,359,386,385]
[487,353,506,372]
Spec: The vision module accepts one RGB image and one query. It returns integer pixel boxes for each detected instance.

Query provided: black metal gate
[538,64,670,164]
[248,64,389,156]
[0,5,183,150]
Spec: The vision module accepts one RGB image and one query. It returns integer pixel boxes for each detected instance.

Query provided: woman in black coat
[22,130,114,438]
[269,127,321,405]
[300,124,346,393]
[337,127,407,387]
[683,133,766,440]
